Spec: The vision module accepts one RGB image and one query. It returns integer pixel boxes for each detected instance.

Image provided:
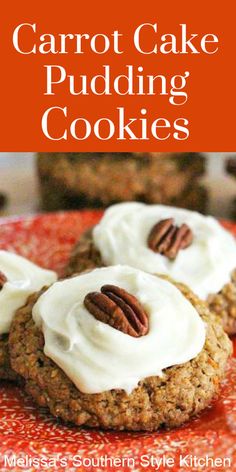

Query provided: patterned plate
[0,211,235,472]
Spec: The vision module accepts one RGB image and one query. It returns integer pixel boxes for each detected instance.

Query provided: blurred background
[0,153,235,219]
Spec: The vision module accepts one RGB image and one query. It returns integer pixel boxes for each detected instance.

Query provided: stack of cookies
[1,202,235,432]
[37,152,207,212]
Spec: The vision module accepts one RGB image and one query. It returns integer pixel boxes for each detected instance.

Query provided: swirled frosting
[93,203,236,299]
[0,250,57,335]
[33,265,206,394]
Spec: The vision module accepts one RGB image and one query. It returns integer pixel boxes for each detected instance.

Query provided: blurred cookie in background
[37,152,208,213]
[0,192,7,211]
[226,156,236,219]
[226,156,236,176]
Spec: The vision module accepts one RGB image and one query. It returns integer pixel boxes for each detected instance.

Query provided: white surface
[0,153,37,216]
[203,154,236,218]
[32,265,205,394]
[0,153,235,218]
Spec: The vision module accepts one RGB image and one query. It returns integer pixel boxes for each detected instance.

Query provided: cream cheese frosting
[93,203,236,299]
[0,250,57,335]
[32,265,206,394]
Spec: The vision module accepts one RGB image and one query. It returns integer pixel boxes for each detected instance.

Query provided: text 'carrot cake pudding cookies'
[9,265,231,431]
[67,203,236,335]
[0,250,57,380]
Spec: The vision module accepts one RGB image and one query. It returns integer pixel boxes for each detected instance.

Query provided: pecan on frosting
[84,284,149,337]
[147,218,193,260]
[0,271,7,289]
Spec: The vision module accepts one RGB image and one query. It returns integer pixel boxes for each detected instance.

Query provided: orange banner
[0,0,235,150]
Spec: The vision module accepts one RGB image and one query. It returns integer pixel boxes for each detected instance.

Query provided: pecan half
[84,284,149,337]
[0,271,7,289]
[147,218,193,260]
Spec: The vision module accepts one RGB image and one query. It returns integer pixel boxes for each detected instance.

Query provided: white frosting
[0,250,57,335]
[32,265,206,394]
[93,203,236,299]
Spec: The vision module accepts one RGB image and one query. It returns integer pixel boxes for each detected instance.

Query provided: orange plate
[0,211,235,472]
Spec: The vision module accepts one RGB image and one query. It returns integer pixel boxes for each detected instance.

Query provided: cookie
[37,152,207,212]
[0,334,18,381]
[226,157,236,220]
[226,156,236,177]
[0,192,7,211]
[208,270,236,335]
[9,266,232,431]
[66,203,236,335]
[0,250,57,380]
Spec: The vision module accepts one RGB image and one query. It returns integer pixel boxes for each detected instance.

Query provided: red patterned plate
[0,211,235,472]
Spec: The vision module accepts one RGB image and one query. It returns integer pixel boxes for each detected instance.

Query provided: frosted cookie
[0,250,57,380]
[66,203,236,335]
[9,265,231,431]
